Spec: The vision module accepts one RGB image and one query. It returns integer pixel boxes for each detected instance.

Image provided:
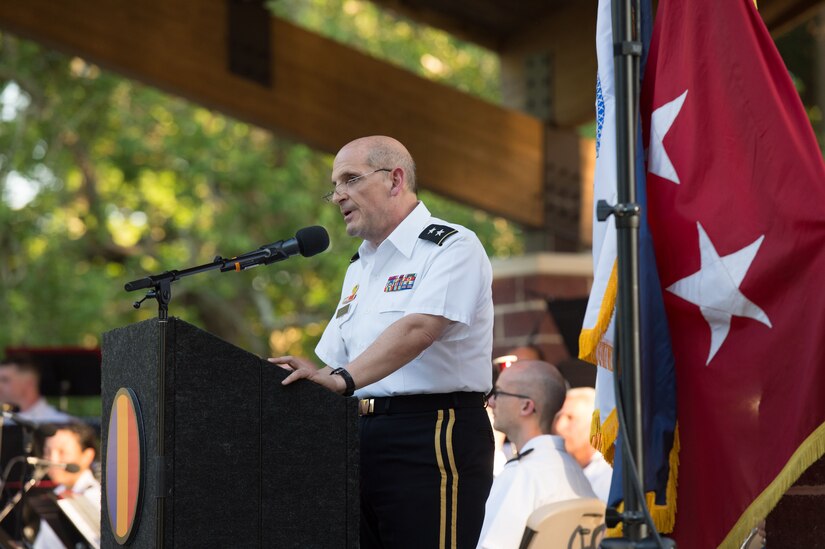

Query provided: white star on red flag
[666,222,772,365]
[649,90,688,185]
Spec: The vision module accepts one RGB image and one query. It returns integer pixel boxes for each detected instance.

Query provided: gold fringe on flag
[604,425,681,535]
[591,408,618,464]
[719,420,825,548]
[579,260,618,367]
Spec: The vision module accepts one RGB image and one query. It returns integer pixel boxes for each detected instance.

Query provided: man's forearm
[273,313,450,394]
[346,313,450,391]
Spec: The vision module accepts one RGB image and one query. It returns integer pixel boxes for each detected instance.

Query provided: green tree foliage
[775,11,825,150]
[0,1,524,361]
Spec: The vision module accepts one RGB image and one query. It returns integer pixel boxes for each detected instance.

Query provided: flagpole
[601,0,648,544]
[614,0,645,541]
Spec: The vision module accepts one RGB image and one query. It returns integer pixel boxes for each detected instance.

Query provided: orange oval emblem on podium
[106,388,144,544]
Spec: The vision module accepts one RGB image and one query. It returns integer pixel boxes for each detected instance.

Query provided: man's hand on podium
[268,356,347,395]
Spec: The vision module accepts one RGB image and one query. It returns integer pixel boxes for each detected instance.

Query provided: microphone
[221,226,330,272]
[26,457,81,473]
[124,226,330,291]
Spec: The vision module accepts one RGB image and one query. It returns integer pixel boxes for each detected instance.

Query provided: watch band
[330,367,355,397]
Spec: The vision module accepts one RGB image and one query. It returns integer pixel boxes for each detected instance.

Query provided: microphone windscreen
[65,463,81,473]
[296,226,330,257]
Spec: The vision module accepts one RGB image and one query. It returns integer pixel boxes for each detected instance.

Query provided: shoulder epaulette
[419,224,458,246]
[350,251,360,263]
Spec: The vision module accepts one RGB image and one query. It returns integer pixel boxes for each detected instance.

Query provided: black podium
[101,318,359,548]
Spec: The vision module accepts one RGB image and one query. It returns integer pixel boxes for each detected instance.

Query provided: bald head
[331,136,420,245]
[504,360,567,434]
[565,387,596,407]
[338,136,417,193]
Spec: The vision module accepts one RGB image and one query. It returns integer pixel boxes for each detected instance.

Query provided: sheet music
[56,493,100,549]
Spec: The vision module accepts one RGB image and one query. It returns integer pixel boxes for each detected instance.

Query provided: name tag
[336,303,351,318]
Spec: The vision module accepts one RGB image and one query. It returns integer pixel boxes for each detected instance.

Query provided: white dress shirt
[316,202,494,397]
[18,398,72,423]
[584,451,613,503]
[477,435,597,549]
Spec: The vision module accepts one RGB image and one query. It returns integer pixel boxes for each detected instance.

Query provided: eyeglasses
[323,168,392,202]
[486,388,533,402]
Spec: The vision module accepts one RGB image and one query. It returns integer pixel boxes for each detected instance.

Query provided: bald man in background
[0,358,70,423]
[479,361,595,549]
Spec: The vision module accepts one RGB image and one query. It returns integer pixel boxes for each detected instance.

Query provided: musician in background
[32,422,100,549]
[0,358,70,423]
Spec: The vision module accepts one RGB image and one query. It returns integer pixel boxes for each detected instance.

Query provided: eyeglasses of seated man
[486,387,533,401]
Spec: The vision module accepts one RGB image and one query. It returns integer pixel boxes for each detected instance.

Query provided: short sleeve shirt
[315,202,494,398]
[477,436,598,549]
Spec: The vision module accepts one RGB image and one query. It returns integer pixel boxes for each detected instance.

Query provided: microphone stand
[0,464,50,525]
[124,245,294,300]
[0,411,63,545]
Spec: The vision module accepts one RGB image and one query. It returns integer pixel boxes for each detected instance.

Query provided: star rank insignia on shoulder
[419,224,458,246]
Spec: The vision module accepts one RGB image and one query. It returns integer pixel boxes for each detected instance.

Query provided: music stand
[26,489,99,549]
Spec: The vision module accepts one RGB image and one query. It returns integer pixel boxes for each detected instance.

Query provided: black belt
[358,392,486,416]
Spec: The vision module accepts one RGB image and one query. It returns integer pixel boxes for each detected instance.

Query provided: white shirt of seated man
[478,361,596,549]
[33,426,101,549]
[554,387,613,503]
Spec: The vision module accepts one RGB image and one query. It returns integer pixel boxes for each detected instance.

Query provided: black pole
[611,0,645,541]
[155,280,170,548]
[599,1,675,547]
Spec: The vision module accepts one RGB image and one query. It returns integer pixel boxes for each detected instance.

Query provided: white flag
[580,0,618,456]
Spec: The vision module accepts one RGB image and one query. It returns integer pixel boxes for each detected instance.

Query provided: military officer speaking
[270,135,495,548]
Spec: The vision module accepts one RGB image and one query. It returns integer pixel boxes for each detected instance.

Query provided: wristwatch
[330,367,355,397]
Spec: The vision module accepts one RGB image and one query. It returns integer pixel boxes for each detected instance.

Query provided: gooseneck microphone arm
[124,244,287,293]
[124,225,330,316]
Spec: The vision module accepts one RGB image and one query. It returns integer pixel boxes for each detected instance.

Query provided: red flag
[641,0,825,547]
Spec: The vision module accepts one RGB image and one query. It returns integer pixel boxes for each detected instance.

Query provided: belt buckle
[359,398,375,416]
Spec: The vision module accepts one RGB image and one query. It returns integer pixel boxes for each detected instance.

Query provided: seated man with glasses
[271,136,494,549]
[478,360,596,549]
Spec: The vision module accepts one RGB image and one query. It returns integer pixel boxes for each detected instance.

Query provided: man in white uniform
[271,136,494,548]
[479,361,596,549]
[0,358,71,423]
[554,387,613,502]
[33,422,101,549]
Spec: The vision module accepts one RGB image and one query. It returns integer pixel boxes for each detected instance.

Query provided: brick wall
[491,252,596,387]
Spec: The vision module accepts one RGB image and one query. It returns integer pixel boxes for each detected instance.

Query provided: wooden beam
[760,0,824,36]
[498,1,599,127]
[0,0,554,227]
